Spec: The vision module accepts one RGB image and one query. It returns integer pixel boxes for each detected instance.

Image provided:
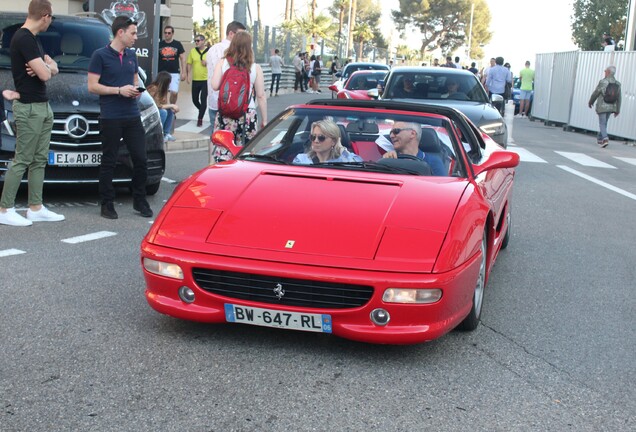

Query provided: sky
[193,0,579,71]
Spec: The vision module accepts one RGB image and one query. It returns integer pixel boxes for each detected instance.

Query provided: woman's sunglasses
[310,134,328,142]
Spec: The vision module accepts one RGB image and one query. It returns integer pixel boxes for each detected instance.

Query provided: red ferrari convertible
[328,70,388,100]
[141,100,519,344]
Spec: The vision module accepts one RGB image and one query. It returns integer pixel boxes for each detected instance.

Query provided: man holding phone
[88,15,152,219]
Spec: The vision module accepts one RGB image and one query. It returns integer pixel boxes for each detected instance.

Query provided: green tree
[571,0,628,50]
[391,0,491,59]
[328,0,387,52]
[193,18,220,46]
[354,22,375,60]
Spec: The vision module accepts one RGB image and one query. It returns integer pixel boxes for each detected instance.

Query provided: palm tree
[218,0,225,42]
[354,22,374,60]
[256,0,261,24]
[285,0,291,20]
[346,0,357,58]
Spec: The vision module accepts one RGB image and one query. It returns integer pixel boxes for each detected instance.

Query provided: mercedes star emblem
[65,114,89,139]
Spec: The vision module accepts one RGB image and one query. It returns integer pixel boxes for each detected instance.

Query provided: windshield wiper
[312,161,423,175]
[238,153,286,164]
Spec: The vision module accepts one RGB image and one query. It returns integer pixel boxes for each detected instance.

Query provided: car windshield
[235,107,462,177]
[385,72,489,103]
[0,18,111,71]
[343,64,389,79]
[346,72,387,91]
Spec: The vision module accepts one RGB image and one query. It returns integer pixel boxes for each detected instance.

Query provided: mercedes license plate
[224,304,332,333]
[48,151,102,166]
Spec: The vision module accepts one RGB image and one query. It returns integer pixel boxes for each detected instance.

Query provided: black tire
[501,209,511,250]
[145,182,161,196]
[457,230,487,331]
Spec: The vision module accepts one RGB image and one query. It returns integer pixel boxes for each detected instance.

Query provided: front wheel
[457,230,487,331]
[501,209,511,250]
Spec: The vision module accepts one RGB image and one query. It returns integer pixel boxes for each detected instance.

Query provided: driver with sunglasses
[381,122,446,176]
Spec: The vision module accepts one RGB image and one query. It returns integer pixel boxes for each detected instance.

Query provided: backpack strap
[196,46,209,61]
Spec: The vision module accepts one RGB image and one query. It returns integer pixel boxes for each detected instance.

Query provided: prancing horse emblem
[273,283,285,300]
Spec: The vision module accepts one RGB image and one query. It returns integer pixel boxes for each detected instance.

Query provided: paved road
[1,100,634,431]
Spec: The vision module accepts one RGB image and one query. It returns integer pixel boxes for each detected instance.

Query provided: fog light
[143,258,184,280]
[370,308,390,326]
[382,288,442,304]
[178,286,195,303]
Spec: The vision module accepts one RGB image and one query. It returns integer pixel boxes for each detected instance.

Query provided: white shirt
[269,54,284,74]
[207,38,231,110]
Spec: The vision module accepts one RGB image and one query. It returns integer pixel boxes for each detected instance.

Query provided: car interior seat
[337,124,353,151]
[54,33,85,64]
[419,127,451,174]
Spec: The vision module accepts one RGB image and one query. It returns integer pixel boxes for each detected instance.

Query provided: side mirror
[367,88,379,99]
[491,93,504,104]
[472,150,520,177]
[211,130,241,158]
[328,84,338,92]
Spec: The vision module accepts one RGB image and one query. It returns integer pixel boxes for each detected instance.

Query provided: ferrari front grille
[192,268,373,309]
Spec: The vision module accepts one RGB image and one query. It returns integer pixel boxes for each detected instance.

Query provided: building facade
[0,0,194,48]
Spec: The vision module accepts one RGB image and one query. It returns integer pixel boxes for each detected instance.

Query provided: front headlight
[382,288,442,304]
[480,121,505,136]
[140,103,161,132]
[2,110,16,137]
[143,258,184,280]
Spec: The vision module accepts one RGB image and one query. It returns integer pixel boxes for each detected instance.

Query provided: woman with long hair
[146,71,179,142]
[293,119,362,164]
[210,31,267,161]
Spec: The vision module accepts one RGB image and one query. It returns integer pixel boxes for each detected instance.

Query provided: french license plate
[224,304,332,333]
[48,151,102,166]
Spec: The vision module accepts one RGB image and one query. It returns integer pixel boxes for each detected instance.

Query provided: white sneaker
[0,208,32,226]
[164,133,176,142]
[26,205,65,222]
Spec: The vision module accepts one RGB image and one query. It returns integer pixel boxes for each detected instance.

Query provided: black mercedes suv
[0,13,165,195]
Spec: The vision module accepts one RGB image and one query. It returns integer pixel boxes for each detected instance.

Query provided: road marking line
[61,231,117,244]
[557,165,636,201]
[0,248,26,257]
[555,151,616,168]
[162,176,178,184]
[614,157,636,166]
[507,147,547,163]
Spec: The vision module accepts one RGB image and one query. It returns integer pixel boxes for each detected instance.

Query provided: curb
[165,130,209,152]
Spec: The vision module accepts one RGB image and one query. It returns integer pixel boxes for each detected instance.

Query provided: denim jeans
[208,108,218,126]
[270,73,281,94]
[159,108,174,136]
[597,112,611,141]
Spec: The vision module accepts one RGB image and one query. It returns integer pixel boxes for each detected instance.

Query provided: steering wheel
[397,154,421,161]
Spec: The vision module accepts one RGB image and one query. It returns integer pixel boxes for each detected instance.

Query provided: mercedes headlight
[480,121,505,136]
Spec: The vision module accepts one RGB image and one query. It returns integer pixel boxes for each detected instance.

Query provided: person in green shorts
[517,61,535,117]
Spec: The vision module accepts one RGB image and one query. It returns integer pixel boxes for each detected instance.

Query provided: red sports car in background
[328,70,388,100]
[141,100,519,344]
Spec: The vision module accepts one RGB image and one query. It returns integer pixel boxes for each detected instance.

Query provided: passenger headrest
[337,124,352,150]
[419,127,443,153]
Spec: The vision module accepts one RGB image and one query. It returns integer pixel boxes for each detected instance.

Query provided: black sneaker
[101,202,118,219]
[133,199,153,217]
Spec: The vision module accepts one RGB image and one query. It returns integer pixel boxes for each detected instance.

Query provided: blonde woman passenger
[294,119,362,164]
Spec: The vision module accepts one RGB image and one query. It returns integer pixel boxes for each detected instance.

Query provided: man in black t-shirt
[0,0,65,227]
[158,25,185,104]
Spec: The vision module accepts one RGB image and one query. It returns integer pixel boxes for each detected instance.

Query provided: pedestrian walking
[210,31,267,161]
[588,65,621,148]
[206,21,246,127]
[269,48,284,97]
[292,52,305,92]
[158,25,185,104]
[0,0,65,227]
[485,56,511,115]
[186,34,208,126]
[87,15,152,219]
[517,60,534,117]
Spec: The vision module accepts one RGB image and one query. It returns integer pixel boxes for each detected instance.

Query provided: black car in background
[372,67,508,147]
[512,76,534,116]
[0,13,165,195]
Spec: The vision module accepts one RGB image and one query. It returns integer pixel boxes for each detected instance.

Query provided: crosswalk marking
[554,151,616,169]
[61,231,117,244]
[507,147,547,163]
[614,157,636,166]
[0,248,26,258]
[557,166,636,201]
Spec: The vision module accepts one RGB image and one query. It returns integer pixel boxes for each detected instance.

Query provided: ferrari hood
[153,166,468,270]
